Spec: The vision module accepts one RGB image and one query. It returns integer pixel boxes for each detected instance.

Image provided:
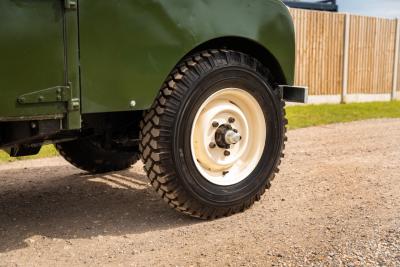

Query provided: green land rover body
[0,0,306,218]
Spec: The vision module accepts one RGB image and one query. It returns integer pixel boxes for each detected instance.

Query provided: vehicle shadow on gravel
[0,165,198,253]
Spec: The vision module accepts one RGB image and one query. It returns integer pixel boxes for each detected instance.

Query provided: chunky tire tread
[56,140,139,174]
[139,49,287,219]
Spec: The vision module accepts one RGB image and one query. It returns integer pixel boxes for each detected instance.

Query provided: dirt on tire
[0,119,399,266]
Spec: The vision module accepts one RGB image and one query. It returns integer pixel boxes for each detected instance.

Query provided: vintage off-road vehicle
[0,0,306,218]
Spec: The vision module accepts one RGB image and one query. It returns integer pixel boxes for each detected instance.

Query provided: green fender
[78,0,295,113]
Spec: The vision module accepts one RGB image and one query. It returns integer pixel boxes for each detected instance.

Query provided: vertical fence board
[291,9,345,95]
[346,16,396,94]
[395,19,400,96]
[290,9,398,98]
[342,13,350,102]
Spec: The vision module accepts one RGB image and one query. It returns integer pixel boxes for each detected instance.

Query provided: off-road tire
[56,138,139,174]
[139,49,287,219]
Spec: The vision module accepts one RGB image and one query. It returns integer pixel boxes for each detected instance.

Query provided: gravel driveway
[0,119,399,266]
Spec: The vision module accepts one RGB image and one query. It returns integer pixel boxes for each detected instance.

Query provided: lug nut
[209,142,216,148]
[224,150,230,156]
[212,121,219,127]
[228,117,235,123]
[233,129,238,133]
[223,171,229,176]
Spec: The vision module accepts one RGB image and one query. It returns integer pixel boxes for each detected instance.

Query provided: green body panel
[64,4,82,129]
[0,0,67,120]
[0,0,295,125]
[78,0,295,113]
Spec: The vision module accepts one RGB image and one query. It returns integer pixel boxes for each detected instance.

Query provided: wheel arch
[186,36,288,85]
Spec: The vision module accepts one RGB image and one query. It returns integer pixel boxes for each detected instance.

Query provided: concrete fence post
[392,18,400,100]
[341,13,350,104]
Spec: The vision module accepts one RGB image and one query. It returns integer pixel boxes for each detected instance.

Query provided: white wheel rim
[190,88,267,186]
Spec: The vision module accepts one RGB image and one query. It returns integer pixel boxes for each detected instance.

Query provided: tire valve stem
[224,150,230,156]
[223,171,229,176]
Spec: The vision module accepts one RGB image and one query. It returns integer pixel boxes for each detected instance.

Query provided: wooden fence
[290,9,400,103]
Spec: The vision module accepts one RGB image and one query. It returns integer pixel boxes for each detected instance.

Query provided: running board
[280,85,308,103]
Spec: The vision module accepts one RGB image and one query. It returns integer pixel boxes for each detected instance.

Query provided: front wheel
[140,49,287,219]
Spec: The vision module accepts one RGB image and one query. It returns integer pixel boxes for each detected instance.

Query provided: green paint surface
[78,0,294,113]
[0,0,66,119]
[0,0,294,122]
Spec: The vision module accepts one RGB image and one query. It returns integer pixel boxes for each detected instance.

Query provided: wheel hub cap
[224,130,241,145]
[214,124,241,148]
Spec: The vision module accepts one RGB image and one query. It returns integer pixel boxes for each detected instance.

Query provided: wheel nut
[224,150,230,156]
[233,129,238,133]
[209,142,216,148]
[228,117,235,123]
[212,121,219,127]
